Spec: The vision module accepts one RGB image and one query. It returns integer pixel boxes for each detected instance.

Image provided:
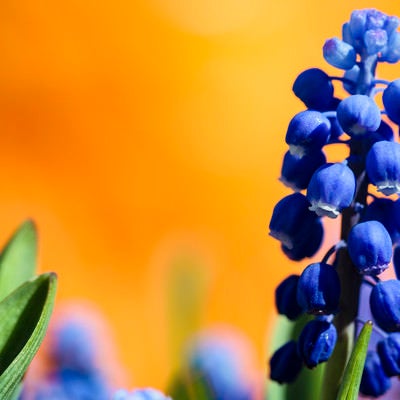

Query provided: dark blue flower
[347,221,392,275]
[323,37,356,69]
[377,333,400,376]
[307,162,356,218]
[336,95,381,136]
[298,319,337,368]
[296,262,341,315]
[360,351,391,397]
[366,141,400,196]
[394,244,400,280]
[292,68,334,110]
[269,193,322,257]
[370,280,400,332]
[383,79,400,124]
[280,150,326,191]
[285,110,331,157]
[269,341,303,384]
[275,275,303,320]
[280,217,323,261]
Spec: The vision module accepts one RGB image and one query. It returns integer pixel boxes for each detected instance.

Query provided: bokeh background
[1,0,400,392]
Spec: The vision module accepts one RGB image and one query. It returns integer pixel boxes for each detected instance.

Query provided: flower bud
[298,319,337,368]
[347,221,392,275]
[285,111,331,157]
[336,95,381,136]
[370,280,400,332]
[269,341,303,384]
[323,38,356,69]
[307,162,356,218]
[383,79,400,124]
[360,351,391,397]
[296,262,340,315]
[275,275,303,320]
[366,141,400,196]
[377,333,400,376]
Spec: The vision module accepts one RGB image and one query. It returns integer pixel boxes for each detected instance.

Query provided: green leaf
[0,220,38,300]
[336,321,372,400]
[0,273,57,398]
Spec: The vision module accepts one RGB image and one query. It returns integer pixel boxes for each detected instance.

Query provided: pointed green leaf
[0,273,57,398]
[336,321,373,400]
[0,220,38,300]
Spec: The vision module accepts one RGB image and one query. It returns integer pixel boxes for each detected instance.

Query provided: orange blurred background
[1,0,400,391]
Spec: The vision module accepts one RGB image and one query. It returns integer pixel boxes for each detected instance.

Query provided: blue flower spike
[307,162,356,218]
[298,319,337,369]
[377,333,400,376]
[285,110,331,157]
[275,275,303,321]
[370,280,400,332]
[360,351,391,397]
[347,220,392,275]
[336,95,381,136]
[323,37,356,69]
[296,262,341,315]
[269,341,303,384]
[366,141,400,196]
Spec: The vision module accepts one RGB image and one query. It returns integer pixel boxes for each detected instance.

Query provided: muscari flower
[285,110,331,157]
[307,162,356,218]
[360,351,391,397]
[279,149,326,192]
[296,262,341,315]
[347,220,392,275]
[269,193,323,259]
[370,280,400,332]
[366,140,400,195]
[292,68,334,110]
[383,79,400,124]
[275,275,303,320]
[377,333,400,377]
[297,319,337,369]
[336,95,381,136]
[269,341,303,384]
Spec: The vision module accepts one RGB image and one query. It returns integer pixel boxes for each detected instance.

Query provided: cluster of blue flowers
[269,8,400,398]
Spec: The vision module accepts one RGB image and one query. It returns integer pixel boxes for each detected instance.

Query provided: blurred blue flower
[269,341,303,384]
[112,388,171,400]
[360,351,391,397]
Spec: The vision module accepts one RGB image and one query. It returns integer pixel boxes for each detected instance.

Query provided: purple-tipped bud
[296,262,340,315]
[366,9,387,30]
[377,333,400,377]
[347,221,392,275]
[381,31,400,63]
[362,198,400,244]
[269,341,303,384]
[370,280,400,332]
[275,275,303,320]
[285,111,331,157]
[364,29,387,54]
[383,79,400,124]
[323,38,356,70]
[280,150,326,191]
[360,351,391,397]
[269,193,322,257]
[307,162,356,218]
[336,95,381,136]
[292,68,334,110]
[298,319,337,368]
[366,141,400,196]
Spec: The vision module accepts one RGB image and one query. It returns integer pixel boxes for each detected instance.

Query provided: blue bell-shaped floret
[275,275,303,320]
[360,351,391,397]
[377,333,400,377]
[383,79,400,124]
[269,341,303,384]
[323,37,356,69]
